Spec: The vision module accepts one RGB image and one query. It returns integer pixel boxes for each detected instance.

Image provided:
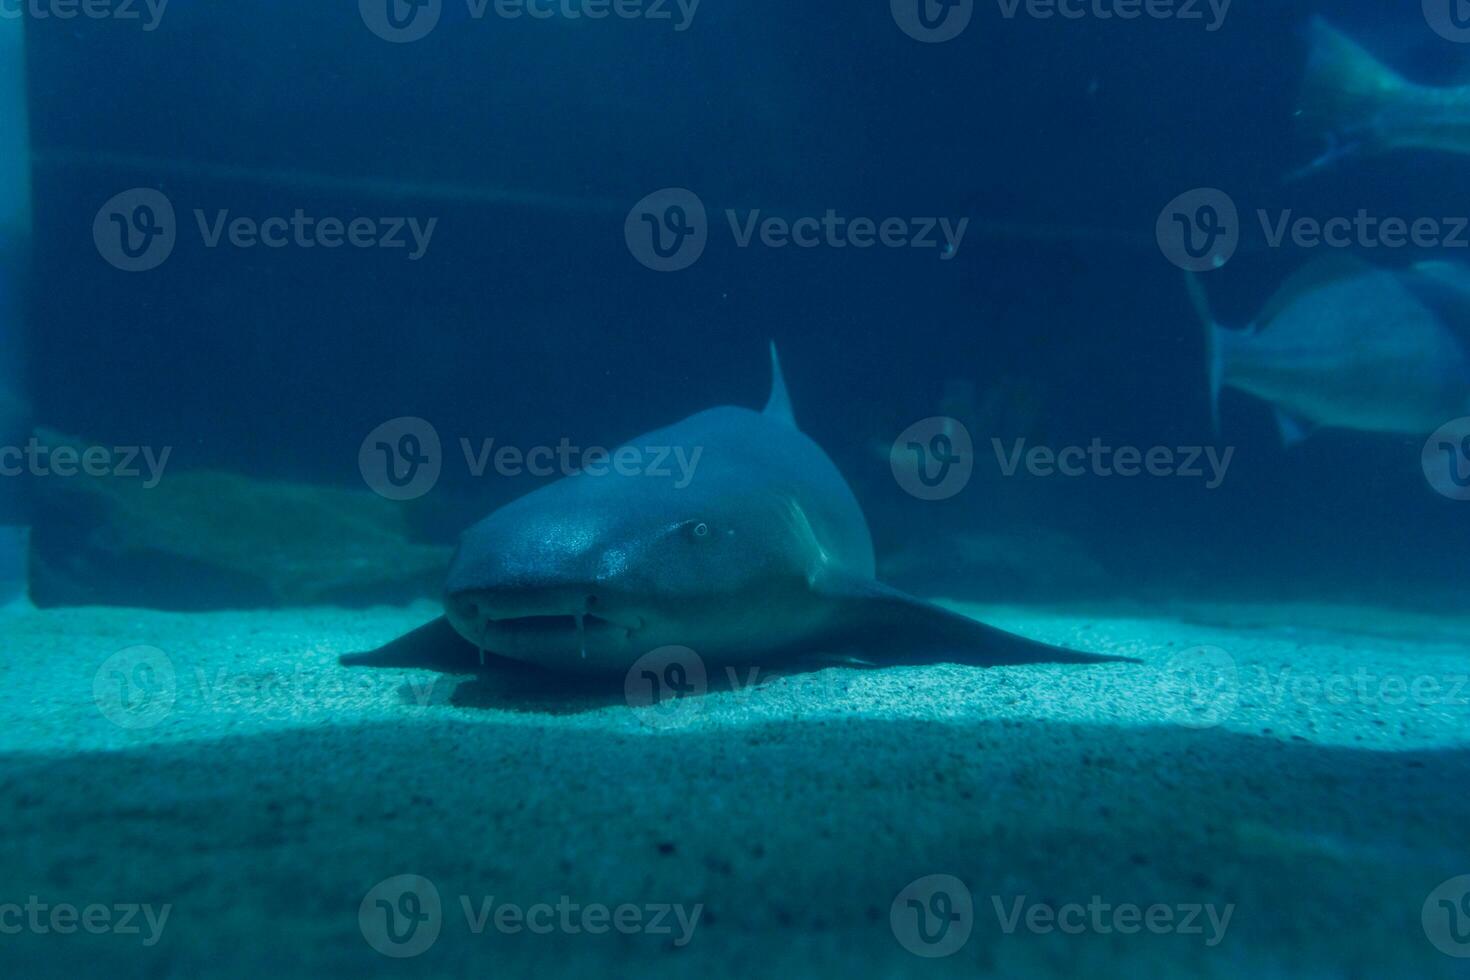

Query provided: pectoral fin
[1274,408,1315,448]
[340,615,491,673]
[810,573,1140,668]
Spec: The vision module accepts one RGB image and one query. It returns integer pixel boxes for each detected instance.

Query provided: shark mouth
[473,609,643,662]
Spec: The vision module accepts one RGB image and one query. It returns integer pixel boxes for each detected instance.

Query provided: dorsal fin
[764,341,796,428]
[1260,256,1373,327]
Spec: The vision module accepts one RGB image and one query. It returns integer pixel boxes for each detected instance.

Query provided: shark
[342,345,1134,677]
[1294,16,1470,174]
[1187,258,1470,446]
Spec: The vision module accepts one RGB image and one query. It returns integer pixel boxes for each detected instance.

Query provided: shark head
[442,424,825,671]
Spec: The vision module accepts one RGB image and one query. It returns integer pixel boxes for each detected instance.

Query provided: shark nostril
[585,594,599,609]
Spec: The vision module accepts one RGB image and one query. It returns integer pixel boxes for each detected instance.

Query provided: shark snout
[449,587,601,625]
[444,584,645,664]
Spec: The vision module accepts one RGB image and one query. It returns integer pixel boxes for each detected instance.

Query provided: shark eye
[691,521,710,538]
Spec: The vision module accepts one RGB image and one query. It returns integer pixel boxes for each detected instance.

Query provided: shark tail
[1296,17,1405,160]
[1183,273,1225,437]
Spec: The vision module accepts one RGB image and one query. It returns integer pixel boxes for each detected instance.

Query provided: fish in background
[1294,16,1470,174]
[1186,258,1470,445]
[36,429,453,604]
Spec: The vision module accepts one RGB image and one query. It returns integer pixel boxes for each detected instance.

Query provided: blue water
[26,0,1470,608]
[9,2,1470,977]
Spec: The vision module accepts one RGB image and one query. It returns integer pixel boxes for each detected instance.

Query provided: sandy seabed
[1,598,1468,978]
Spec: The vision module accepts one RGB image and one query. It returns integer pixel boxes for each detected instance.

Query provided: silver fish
[1189,258,1470,444]
[1296,17,1470,172]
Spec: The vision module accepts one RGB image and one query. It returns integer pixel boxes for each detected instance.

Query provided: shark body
[343,346,1132,676]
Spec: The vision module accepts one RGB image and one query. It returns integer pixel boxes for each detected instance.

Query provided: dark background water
[22,0,1470,606]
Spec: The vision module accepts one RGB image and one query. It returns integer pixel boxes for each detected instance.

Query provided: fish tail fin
[1297,17,1404,156]
[1184,273,1224,437]
[763,341,796,427]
